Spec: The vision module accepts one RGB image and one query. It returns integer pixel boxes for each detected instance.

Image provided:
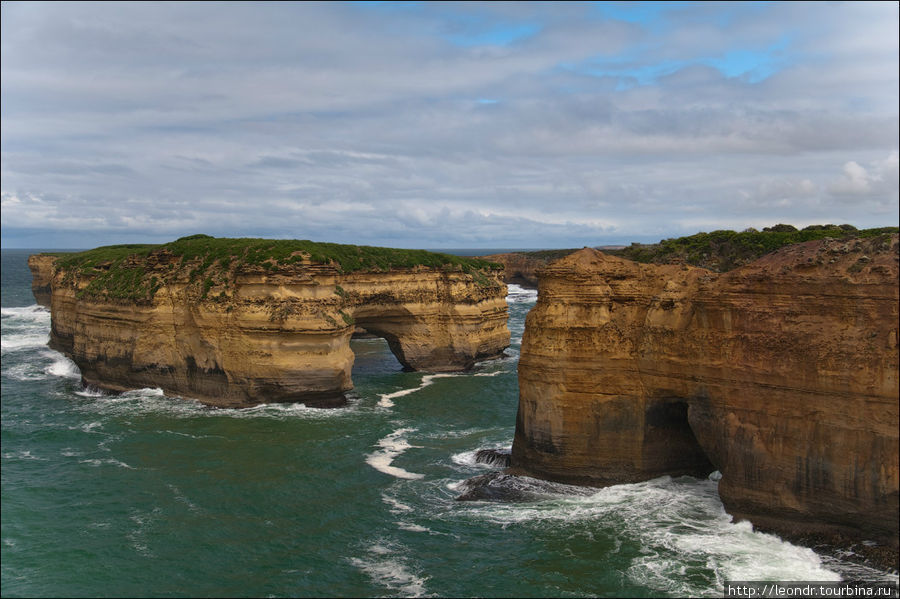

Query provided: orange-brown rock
[31,255,509,408]
[512,235,899,550]
[481,253,549,288]
[28,254,56,308]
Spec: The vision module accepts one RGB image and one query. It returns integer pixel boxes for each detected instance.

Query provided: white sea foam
[450,445,512,469]
[78,458,135,469]
[381,492,414,513]
[395,521,432,534]
[2,449,48,461]
[127,507,161,557]
[72,421,104,433]
[451,474,844,596]
[424,427,491,440]
[819,554,899,584]
[505,284,538,304]
[472,370,505,378]
[74,386,107,398]
[69,385,360,421]
[0,331,50,353]
[378,370,506,408]
[366,428,425,480]
[0,305,51,323]
[3,362,47,381]
[377,374,458,407]
[350,540,430,597]
[1,306,51,353]
[45,354,81,379]
[2,347,79,381]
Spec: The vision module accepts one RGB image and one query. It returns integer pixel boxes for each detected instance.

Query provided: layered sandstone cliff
[31,239,509,408]
[512,235,899,551]
[28,254,56,308]
[480,253,550,288]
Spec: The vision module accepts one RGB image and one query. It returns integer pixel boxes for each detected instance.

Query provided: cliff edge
[30,236,509,408]
[512,234,899,555]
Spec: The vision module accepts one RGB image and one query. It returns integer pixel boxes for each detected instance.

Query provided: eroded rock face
[28,254,56,308]
[32,257,509,408]
[512,235,899,549]
[480,253,549,288]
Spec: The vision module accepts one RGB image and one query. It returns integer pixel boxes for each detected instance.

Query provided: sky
[1,1,898,249]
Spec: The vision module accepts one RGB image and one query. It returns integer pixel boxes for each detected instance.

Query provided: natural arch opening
[348,306,419,374]
[642,397,715,479]
[348,336,407,379]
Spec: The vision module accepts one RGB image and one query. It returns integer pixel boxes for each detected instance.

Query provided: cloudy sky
[2,1,897,249]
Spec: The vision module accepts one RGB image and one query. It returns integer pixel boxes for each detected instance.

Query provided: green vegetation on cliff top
[43,235,502,302]
[606,224,898,271]
[510,224,898,273]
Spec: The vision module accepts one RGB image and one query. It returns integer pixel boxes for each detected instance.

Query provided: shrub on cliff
[607,224,898,272]
[43,236,503,302]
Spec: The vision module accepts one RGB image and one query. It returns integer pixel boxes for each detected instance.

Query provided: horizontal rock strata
[479,253,550,288]
[31,246,509,408]
[512,235,899,551]
[28,254,56,308]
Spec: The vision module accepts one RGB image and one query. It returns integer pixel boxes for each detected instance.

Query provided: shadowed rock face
[31,256,509,408]
[512,235,899,550]
[28,254,56,308]
[480,253,549,288]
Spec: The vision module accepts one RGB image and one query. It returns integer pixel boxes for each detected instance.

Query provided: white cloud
[1,2,897,248]
[828,151,900,198]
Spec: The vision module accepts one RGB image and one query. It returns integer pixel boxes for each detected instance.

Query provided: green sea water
[1,249,895,598]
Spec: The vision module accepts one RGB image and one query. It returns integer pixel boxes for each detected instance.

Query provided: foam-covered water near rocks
[447,472,867,596]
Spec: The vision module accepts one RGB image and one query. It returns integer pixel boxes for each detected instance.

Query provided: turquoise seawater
[1,249,895,597]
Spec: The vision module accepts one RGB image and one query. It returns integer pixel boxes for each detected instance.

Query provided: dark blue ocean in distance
[2,249,896,597]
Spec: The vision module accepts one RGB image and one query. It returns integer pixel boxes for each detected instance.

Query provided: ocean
[1,248,896,597]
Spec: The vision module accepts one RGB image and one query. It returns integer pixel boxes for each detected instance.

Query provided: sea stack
[512,234,899,553]
[29,236,510,408]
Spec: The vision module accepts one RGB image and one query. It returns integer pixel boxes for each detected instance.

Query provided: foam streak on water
[349,539,430,597]
[366,428,425,480]
[378,374,459,408]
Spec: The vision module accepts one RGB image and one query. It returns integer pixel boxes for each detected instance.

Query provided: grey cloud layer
[1,1,897,248]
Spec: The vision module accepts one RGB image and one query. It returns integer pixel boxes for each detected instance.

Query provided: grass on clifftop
[606,224,898,272]
[44,235,502,301]
[498,224,897,273]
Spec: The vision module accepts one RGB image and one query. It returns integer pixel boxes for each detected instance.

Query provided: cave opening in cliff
[643,398,715,478]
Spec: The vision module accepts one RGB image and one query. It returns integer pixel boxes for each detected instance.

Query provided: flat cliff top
[607,224,899,272]
[37,234,503,302]
[481,224,898,277]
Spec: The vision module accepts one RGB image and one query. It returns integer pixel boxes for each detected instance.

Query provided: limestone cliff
[28,254,56,308]
[512,234,899,551]
[480,253,551,288]
[31,237,509,408]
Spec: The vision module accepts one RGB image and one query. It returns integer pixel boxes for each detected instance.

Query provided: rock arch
[30,255,510,409]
